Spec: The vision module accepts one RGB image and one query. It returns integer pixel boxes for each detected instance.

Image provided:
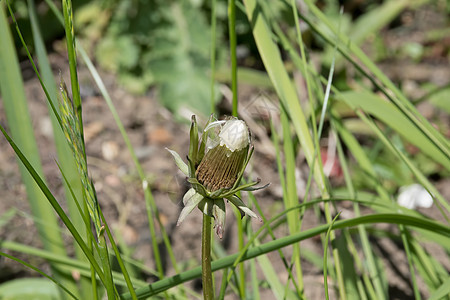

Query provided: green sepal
[221,179,265,199]
[166,148,189,176]
[230,145,253,191]
[198,198,214,218]
[212,199,226,239]
[188,115,198,178]
[197,114,215,165]
[177,188,204,226]
[241,182,270,192]
[227,194,260,221]
[187,177,210,198]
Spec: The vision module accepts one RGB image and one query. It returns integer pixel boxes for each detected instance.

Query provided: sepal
[166,148,189,176]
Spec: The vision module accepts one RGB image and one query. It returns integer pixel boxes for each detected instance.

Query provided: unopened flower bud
[196,119,250,192]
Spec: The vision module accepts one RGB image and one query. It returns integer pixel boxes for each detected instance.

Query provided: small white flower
[397,184,433,210]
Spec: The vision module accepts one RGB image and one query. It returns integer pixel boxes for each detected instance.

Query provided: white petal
[219,119,250,152]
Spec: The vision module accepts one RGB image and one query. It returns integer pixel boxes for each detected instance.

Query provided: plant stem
[202,214,214,300]
[98,234,115,300]
[228,0,238,116]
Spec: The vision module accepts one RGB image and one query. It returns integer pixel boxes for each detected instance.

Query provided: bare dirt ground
[1,5,449,299]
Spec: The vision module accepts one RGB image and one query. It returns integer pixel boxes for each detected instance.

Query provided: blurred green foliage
[76,0,228,119]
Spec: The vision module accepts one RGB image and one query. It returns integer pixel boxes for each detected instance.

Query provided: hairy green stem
[202,215,214,300]
[228,0,238,116]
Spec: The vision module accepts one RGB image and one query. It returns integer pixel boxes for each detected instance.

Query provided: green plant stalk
[232,205,246,298]
[122,212,449,299]
[324,213,341,300]
[218,266,229,299]
[99,211,138,300]
[60,2,117,298]
[202,214,214,300]
[228,0,238,116]
[60,163,99,299]
[228,0,244,295]
[248,243,260,299]
[85,201,98,300]
[400,227,421,300]
[304,6,347,297]
[280,107,303,292]
[143,195,170,300]
[410,239,443,289]
[0,3,74,297]
[210,0,217,114]
[61,0,84,145]
[267,121,303,296]
[341,231,372,300]
[333,124,382,299]
[98,234,116,300]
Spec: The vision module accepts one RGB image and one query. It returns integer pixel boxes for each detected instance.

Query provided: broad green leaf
[0,278,59,300]
[428,276,450,300]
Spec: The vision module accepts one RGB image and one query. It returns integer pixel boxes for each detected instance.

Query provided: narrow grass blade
[280,107,303,291]
[338,90,450,171]
[324,213,341,300]
[428,276,450,300]
[0,124,107,285]
[0,252,78,300]
[228,0,238,116]
[62,0,84,142]
[242,0,328,196]
[333,122,387,299]
[302,0,450,161]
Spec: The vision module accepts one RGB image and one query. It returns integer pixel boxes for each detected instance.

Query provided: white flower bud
[219,119,250,152]
[196,118,251,192]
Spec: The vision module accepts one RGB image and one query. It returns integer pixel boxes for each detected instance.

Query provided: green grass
[0,0,449,299]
